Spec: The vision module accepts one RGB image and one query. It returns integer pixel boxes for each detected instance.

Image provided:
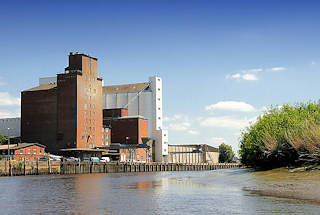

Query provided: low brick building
[0,143,46,161]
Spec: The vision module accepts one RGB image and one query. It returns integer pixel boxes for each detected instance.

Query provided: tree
[0,133,8,145]
[219,143,235,163]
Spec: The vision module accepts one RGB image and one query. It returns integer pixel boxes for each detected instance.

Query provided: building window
[20,149,23,155]
[106,134,109,139]
[102,128,104,132]
[158,88,160,91]
[106,128,109,132]
[40,149,42,154]
[28,148,30,154]
[158,98,160,101]
[84,103,87,109]
[158,117,161,120]
[102,134,104,138]
[102,142,104,145]
[106,141,109,145]
[34,158,37,162]
[34,148,36,154]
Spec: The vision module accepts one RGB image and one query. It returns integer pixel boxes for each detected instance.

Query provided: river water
[0,168,319,215]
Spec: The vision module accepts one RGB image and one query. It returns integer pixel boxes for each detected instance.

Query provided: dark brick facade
[103,117,148,145]
[21,53,103,154]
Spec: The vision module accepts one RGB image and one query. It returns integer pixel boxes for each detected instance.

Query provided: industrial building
[168,144,219,164]
[102,77,168,162]
[14,52,167,162]
[0,52,220,164]
[21,52,104,158]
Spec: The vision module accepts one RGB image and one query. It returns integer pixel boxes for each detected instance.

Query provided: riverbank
[243,167,320,204]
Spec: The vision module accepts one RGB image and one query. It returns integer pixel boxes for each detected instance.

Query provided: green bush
[239,101,320,169]
[219,143,235,163]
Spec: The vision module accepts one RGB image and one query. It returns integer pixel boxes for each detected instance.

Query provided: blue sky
[1,0,320,152]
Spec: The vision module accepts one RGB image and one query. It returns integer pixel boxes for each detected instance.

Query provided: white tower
[149,76,168,162]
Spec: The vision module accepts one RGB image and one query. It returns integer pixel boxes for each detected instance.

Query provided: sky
[1,0,320,153]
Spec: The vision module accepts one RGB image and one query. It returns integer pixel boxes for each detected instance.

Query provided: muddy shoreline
[243,168,320,204]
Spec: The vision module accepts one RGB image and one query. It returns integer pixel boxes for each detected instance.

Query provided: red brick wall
[14,145,45,161]
[76,55,103,149]
[120,148,148,162]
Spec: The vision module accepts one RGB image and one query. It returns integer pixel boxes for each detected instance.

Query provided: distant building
[168,144,219,164]
[21,52,104,158]
[0,118,20,137]
[102,77,168,162]
[0,143,46,161]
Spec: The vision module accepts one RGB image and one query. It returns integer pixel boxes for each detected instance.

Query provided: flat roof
[103,82,149,94]
[23,84,57,92]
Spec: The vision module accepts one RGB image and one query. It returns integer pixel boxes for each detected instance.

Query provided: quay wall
[0,160,240,176]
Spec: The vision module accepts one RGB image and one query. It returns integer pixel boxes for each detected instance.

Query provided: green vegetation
[219,143,235,163]
[0,133,8,145]
[239,101,320,169]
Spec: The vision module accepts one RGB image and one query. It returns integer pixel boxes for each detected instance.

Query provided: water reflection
[0,169,319,215]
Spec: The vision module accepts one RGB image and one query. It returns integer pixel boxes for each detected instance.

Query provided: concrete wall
[168,144,219,164]
[0,118,20,137]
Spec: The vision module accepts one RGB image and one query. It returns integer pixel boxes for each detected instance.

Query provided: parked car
[39,157,54,161]
[100,157,110,162]
[82,157,90,162]
[90,157,100,162]
[63,157,79,162]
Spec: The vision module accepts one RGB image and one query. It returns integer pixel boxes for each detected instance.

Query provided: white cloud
[0,110,20,118]
[164,114,184,122]
[0,92,20,106]
[242,73,258,81]
[168,122,191,131]
[209,137,226,144]
[200,116,254,129]
[205,101,256,112]
[188,130,199,135]
[242,68,263,73]
[270,67,287,71]
[311,61,316,65]
[226,70,260,81]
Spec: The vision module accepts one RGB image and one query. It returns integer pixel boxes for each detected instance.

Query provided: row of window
[20,148,43,155]
[84,110,95,116]
[84,103,96,109]
[102,134,109,139]
[102,128,110,132]
[101,141,109,146]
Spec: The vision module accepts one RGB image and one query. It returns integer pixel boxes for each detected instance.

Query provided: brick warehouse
[21,52,104,158]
